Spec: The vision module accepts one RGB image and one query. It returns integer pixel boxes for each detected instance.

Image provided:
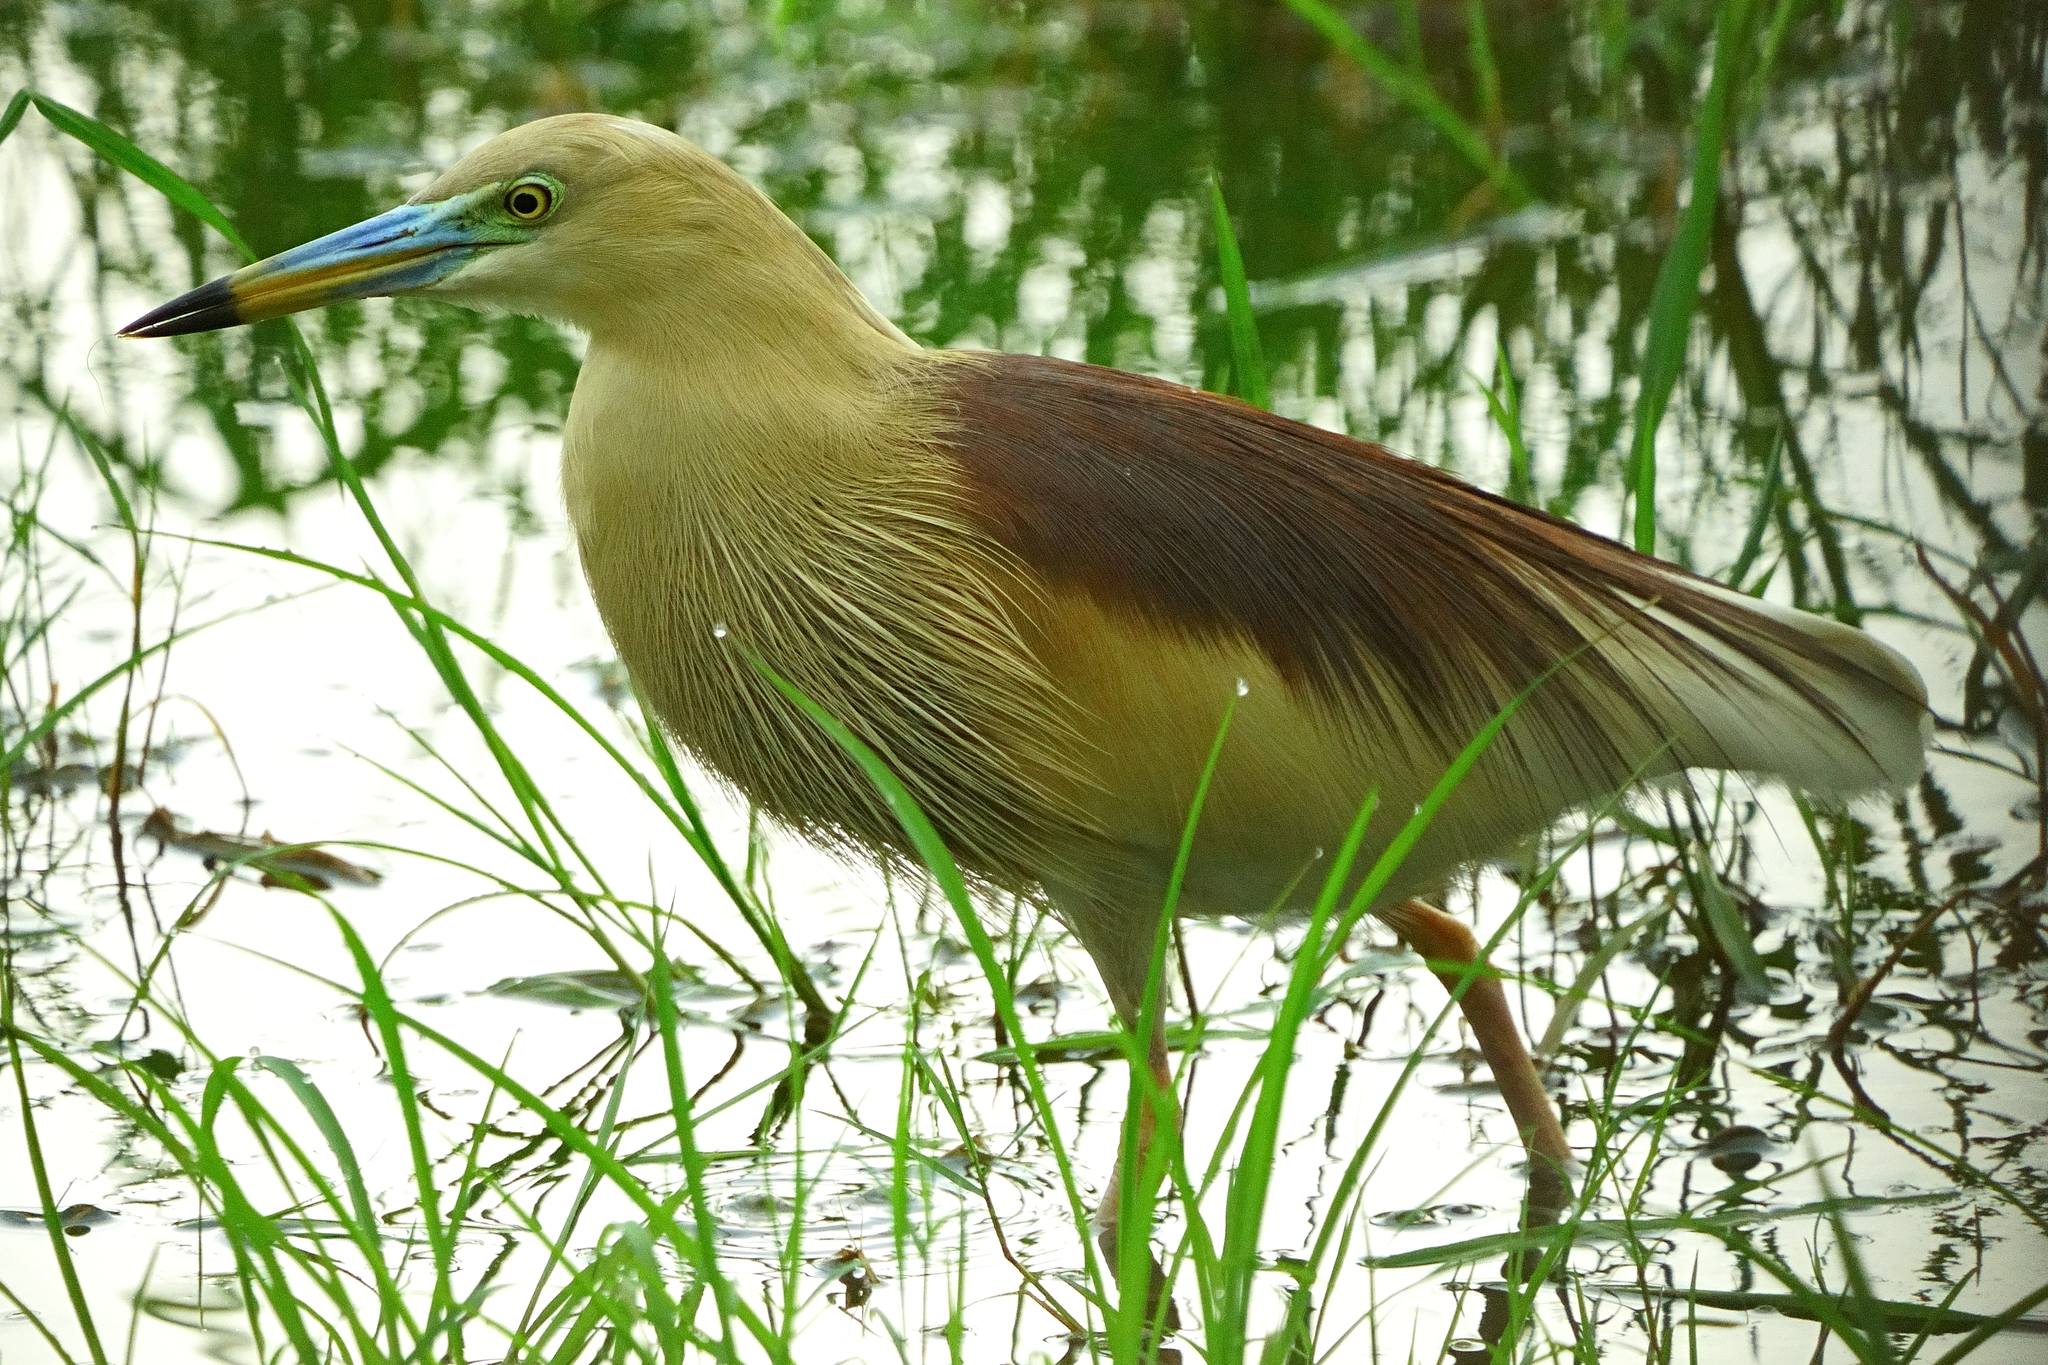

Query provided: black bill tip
[118,275,242,338]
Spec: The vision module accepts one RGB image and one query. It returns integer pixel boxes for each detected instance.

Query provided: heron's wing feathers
[940,352,1926,825]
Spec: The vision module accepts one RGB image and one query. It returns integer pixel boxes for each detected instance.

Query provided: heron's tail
[1601,576,1929,798]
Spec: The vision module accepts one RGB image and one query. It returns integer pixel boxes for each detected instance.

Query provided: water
[2,1,2044,1361]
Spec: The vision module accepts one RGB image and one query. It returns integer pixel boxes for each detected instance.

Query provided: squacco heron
[124,114,1928,1248]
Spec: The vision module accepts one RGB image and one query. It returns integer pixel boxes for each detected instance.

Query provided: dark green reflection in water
[8,0,2039,540]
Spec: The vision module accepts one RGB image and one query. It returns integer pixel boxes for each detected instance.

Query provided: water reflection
[3,2,2029,542]
[3,0,2045,1360]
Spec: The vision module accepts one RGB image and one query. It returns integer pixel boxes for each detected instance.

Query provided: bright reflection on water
[2,1,2044,1361]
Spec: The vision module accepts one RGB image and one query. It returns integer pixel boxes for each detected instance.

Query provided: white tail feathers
[1633,579,1930,798]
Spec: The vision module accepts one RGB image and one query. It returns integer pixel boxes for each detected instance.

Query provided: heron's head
[122,114,899,349]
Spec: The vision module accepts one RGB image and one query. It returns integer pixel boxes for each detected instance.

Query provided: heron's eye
[503,179,556,222]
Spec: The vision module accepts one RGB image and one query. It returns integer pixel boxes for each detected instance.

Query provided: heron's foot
[1095,1226,1182,1358]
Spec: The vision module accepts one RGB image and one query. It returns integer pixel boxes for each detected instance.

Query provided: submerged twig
[1825,892,1957,1120]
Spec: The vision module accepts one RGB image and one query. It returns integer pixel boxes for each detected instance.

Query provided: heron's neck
[559,300,972,725]
[564,284,953,531]
[581,213,917,385]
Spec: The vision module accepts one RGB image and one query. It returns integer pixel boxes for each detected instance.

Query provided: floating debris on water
[1368,1202,1489,1230]
[482,961,727,1011]
[1698,1124,1777,1177]
[5,760,141,798]
[0,1204,116,1236]
[139,808,383,889]
[814,1245,879,1310]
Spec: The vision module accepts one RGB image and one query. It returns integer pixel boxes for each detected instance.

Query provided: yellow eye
[503,179,555,221]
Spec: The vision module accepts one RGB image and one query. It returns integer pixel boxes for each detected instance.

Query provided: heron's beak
[119,196,496,338]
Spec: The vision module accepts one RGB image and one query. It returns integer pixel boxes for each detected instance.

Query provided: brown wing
[936,351,1924,810]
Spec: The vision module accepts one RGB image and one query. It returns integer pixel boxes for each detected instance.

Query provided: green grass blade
[1931,1281,2048,1363]
[649,962,743,1356]
[743,654,1107,1313]
[1279,0,1531,207]
[3,1001,109,1364]
[1727,433,1785,586]
[0,89,31,143]
[1687,840,1771,1004]
[1595,1281,2048,1338]
[1364,1191,1956,1269]
[1628,0,1755,552]
[248,1056,407,1359]
[1209,176,1270,409]
[1472,352,1532,504]
[25,92,253,256]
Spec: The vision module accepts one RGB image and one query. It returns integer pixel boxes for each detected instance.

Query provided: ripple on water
[701,1143,1067,1273]
[1368,1201,1490,1230]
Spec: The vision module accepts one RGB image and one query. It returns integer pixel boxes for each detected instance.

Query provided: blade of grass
[1365,1190,1956,1269]
[1210,689,1534,1359]
[1683,834,1771,1004]
[1580,1280,2047,1338]
[1472,351,1533,504]
[1279,0,1531,207]
[0,89,30,143]
[1727,433,1785,586]
[1465,0,1503,136]
[248,1057,411,1360]
[1628,0,1755,552]
[1209,176,1270,410]
[3,988,109,1365]
[1111,684,1240,1359]
[1930,1282,2048,1363]
[19,94,249,253]
[743,654,1108,1323]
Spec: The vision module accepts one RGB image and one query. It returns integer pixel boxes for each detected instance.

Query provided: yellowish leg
[1390,899,1572,1176]
[1087,959,1182,1342]
[1060,884,1187,1339]
[1093,1025,1177,1241]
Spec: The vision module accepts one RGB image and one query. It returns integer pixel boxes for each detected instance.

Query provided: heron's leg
[1040,879,1187,1342]
[1093,1004,1176,1242]
[1387,899,1571,1177]
[1090,955,1182,1346]
[1055,888,1183,1336]
[1049,888,1182,1238]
